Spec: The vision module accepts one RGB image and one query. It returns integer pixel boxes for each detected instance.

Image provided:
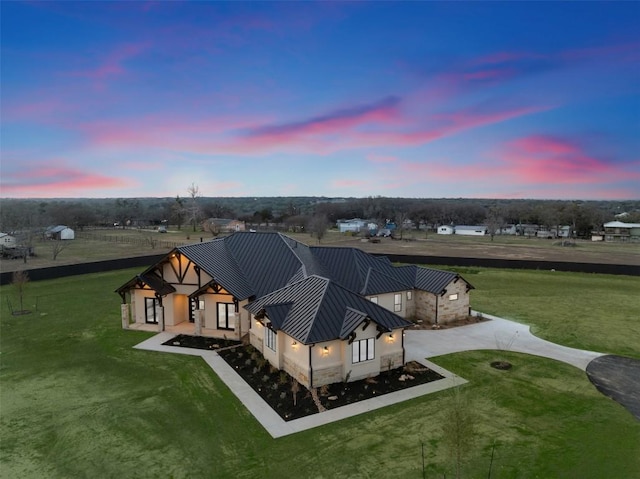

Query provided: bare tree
[204,219,221,237]
[441,387,477,479]
[309,214,329,244]
[171,195,186,230]
[186,183,202,232]
[394,210,410,239]
[485,206,504,242]
[291,378,300,407]
[11,270,30,315]
[50,240,69,260]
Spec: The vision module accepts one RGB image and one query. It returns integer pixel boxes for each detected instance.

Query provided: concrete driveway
[404,312,604,371]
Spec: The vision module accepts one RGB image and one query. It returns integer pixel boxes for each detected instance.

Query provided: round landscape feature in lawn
[490,361,512,370]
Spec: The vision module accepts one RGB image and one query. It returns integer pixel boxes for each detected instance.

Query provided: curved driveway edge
[586,355,640,421]
[405,312,604,371]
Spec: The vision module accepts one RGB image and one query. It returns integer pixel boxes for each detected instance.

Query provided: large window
[352,337,375,363]
[265,327,276,351]
[145,297,160,324]
[394,293,402,312]
[217,303,236,330]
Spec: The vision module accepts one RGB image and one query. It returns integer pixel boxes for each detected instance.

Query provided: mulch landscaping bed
[163,335,445,422]
[161,334,240,350]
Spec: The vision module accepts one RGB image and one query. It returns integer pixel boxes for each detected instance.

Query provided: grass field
[1,268,639,478]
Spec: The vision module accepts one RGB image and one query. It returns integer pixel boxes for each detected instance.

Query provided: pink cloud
[66,42,149,85]
[240,96,401,139]
[2,163,136,198]
[498,135,626,184]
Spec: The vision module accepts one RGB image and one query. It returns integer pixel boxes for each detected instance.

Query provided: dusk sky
[2,1,639,200]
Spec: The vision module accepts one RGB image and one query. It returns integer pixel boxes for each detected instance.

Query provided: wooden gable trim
[164,251,195,284]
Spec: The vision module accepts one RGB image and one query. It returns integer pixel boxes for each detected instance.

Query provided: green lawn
[1,269,639,478]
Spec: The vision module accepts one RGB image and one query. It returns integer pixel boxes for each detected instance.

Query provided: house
[45,225,75,240]
[337,218,369,233]
[437,225,454,235]
[495,225,517,236]
[116,232,473,388]
[603,221,640,242]
[0,233,17,248]
[204,218,245,233]
[454,225,487,236]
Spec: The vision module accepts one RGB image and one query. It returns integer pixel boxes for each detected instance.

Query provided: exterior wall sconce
[292,341,298,348]
[387,333,395,343]
[323,346,329,356]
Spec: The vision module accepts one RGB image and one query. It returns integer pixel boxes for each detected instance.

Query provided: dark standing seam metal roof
[394,265,473,294]
[115,273,176,296]
[245,275,411,345]
[311,247,392,293]
[176,232,329,300]
[361,267,413,296]
[178,239,254,299]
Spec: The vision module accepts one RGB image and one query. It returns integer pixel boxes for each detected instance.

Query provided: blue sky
[1,1,639,199]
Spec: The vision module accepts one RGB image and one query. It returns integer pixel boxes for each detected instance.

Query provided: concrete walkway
[405,311,604,371]
[133,312,604,438]
[134,333,466,438]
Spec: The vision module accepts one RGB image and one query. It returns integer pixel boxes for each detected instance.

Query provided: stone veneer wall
[415,291,437,323]
[283,355,310,388]
[438,280,470,323]
[249,331,263,354]
[380,351,404,371]
[312,365,343,388]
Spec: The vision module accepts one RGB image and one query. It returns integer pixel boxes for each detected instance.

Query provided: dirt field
[1,227,639,274]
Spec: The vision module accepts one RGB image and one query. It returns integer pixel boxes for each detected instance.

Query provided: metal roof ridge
[277,232,309,279]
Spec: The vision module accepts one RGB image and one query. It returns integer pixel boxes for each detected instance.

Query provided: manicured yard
[1,268,638,478]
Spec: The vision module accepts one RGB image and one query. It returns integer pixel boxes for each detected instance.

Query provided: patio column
[157,306,165,332]
[195,310,203,336]
[121,304,129,330]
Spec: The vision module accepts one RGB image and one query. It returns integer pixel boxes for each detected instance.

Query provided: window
[369,296,378,304]
[394,293,402,312]
[217,303,236,330]
[265,327,276,351]
[449,293,459,301]
[145,297,160,324]
[406,291,413,301]
[352,338,375,363]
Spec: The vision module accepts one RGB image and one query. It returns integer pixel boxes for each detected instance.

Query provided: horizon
[2,2,639,200]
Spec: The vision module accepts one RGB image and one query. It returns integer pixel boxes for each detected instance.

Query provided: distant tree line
[1,196,639,240]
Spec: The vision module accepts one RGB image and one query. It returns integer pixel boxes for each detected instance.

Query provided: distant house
[116,232,474,388]
[437,225,454,235]
[45,225,75,240]
[516,224,539,237]
[0,232,17,248]
[337,218,371,233]
[495,225,517,235]
[454,225,487,236]
[204,218,245,233]
[603,221,640,242]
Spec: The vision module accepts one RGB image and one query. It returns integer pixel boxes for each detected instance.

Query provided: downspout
[401,329,405,365]
[309,344,314,388]
[435,295,439,325]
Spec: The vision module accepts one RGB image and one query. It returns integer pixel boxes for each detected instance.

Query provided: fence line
[77,232,185,250]
[1,252,638,286]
